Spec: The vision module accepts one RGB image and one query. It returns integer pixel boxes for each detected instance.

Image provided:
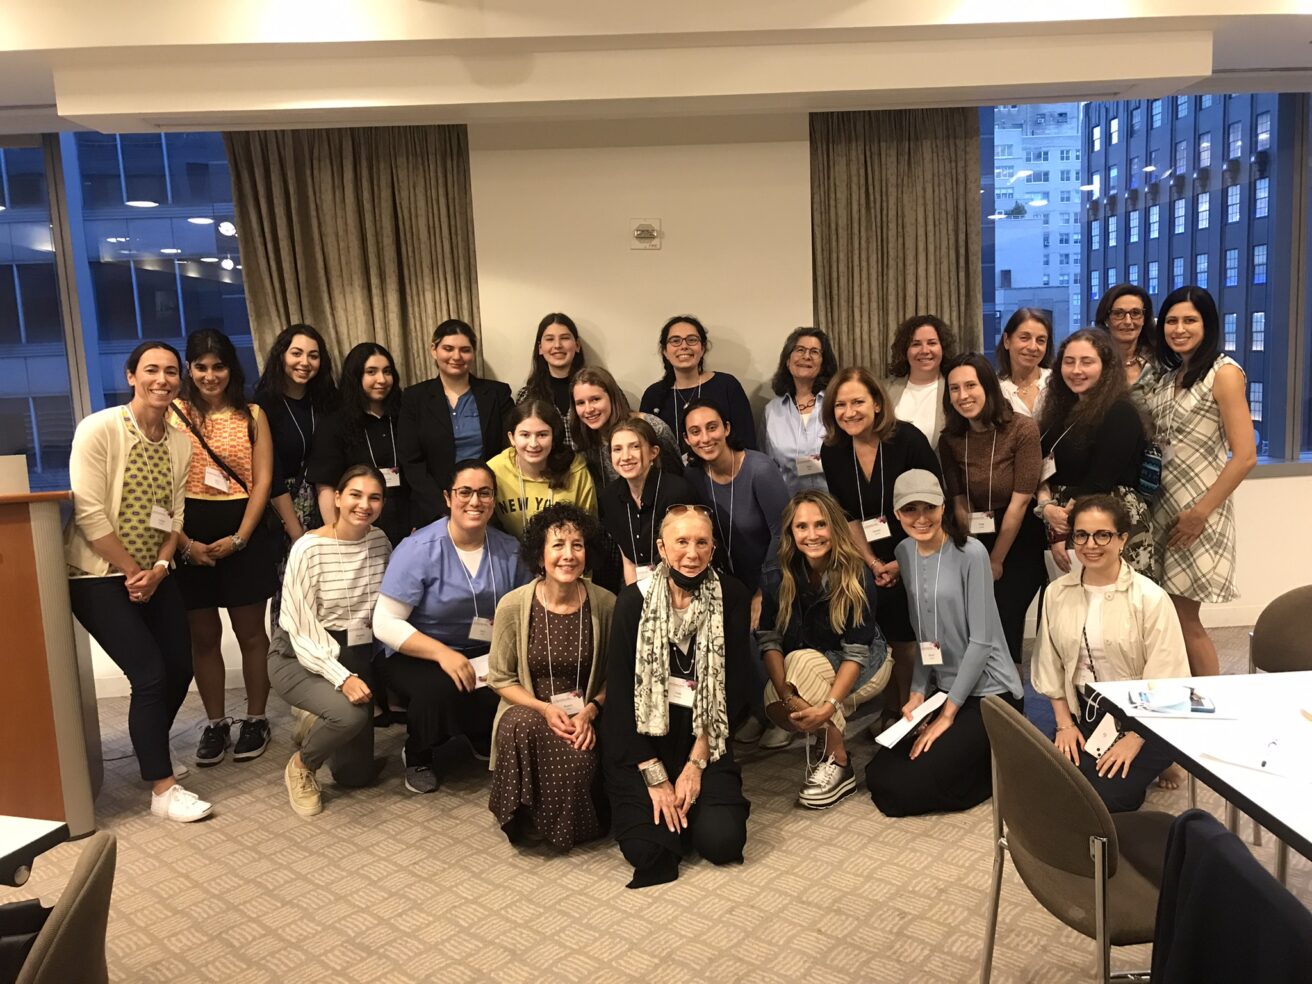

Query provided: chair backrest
[16,831,116,984]
[1250,585,1312,674]
[981,696,1120,879]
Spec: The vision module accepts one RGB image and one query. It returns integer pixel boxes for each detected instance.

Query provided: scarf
[632,563,730,763]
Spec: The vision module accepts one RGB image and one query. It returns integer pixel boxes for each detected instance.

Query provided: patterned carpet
[5,627,1307,983]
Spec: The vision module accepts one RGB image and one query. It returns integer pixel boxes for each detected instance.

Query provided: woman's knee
[620,838,667,872]
[692,812,746,865]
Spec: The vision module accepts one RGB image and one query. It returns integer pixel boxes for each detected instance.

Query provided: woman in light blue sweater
[865,469,1023,817]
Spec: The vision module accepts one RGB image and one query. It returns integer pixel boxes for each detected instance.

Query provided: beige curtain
[810,109,982,376]
[223,125,480,383]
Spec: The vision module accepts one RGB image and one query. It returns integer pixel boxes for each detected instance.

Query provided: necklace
[795,393,816,414]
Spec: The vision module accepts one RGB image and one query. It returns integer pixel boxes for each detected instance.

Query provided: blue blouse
[451,392,483,463]
[762,392,829,495]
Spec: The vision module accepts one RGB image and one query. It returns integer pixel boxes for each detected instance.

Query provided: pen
[1261,740,1277,769]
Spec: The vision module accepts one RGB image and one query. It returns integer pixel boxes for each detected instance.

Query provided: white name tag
[1084,714,1121,760]
[795,455,823,477]
[969,511,996,535]
[862,516,892,542]
[381,467,402,488]
[468,653,490,688]
[550,691,586,715]
[346,625,373,646]
[668,677,697,708]
[1040,455,1057,483]
[468,616,494,642]
[148,505,173,532]
[203,466,230,492]
[1160,443,1174,466]
[635,565,655,597]
[919,641,943,666]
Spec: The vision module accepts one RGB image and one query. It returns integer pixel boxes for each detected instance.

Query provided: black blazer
[398,374,514,527]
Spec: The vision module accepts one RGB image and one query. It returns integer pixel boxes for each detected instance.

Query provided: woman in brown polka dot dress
[488,504,615,851]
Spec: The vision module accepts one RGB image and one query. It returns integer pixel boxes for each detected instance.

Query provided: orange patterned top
[169,402,261,500]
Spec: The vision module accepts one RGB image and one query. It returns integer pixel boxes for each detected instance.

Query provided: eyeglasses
[451,487,495,502]
[1108,309,1146,322]
[1071,529,1119,546]
[663,503,714,519]
[792,345,823,359]
[665,335,702,350]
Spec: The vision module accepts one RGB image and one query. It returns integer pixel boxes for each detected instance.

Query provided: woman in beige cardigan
[487,503,616,850]
[1032,494,1190,812]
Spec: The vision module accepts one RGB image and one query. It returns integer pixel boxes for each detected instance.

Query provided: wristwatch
[825,697,842,712]
[688,756,708,771]
[230,534,247,551]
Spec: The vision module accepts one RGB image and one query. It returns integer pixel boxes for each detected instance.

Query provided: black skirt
[175,497,278,610]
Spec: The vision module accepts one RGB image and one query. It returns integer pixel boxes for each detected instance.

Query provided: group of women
[64,286,1253,877]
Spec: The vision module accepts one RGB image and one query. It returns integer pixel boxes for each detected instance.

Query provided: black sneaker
[196,720,231,767]
[233,718,272,762]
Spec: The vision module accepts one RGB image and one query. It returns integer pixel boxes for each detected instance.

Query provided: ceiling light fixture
[200,256,219,263]
[161,248,181,255]
[217,221,236,237]
[125,200,159,208]
[188,217,215,225]
[220,257,235,271]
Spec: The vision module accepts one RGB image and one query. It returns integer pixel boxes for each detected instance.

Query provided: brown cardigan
[486,578,616,769]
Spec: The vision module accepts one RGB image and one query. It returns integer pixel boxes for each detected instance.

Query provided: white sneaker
[290,706,316,749]
[733,718,765,744]
[760,725,795,750]
[151,784,213,823]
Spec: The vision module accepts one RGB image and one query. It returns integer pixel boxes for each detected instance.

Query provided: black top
[254,392,318,495]
[640,371,759,451]
[598,470,701,568]
[306,408,411,546]
[397,375,514,528]
[820,423,943,562]
[757,564,881,657]
[1042,397,1144,496]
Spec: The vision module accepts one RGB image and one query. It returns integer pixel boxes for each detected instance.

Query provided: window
[1073,230,1081,245]
[1225,248,1239,286]
[997,144,1015,158]
[1042,232,1051,248]
[1129,156,1140,189]
[1060,148,1074,162]
[1107,215,1118,247]
[1176,95,1189,119]
[1107,267,1118,286]
[1058,232,1072,245]
[1256,111,1271,151]
[1252,311,1266,351]
[1173,197,1187,234]
[1091,219,1101,250]
[1228,121,1242,158]
[1025,149,1050,163]
[1060,190,1073,203]
[1174,139,1188,173]
[1149,204,1161,239]
[1128,262,1140,285]
[1059,273,1071,286]
[1058,169,1072,182]
[1197,192,1210,230]
[1151,99,1163,127]
[1131,105,1143,135]
[1108,165,1118,192]
[1227,183,1241,223]
[1199,132,1212,168]
[1026,170,1050,183]
[1199,94,1214,110]
[1253,244,1268,283]
[1172,256,1185,289]
[1196,253,1209,289]
[1110,117,1119,145]
[1129,210,1140,243]
[997,166,1015,181]
[999,269,1012,289]
[1060,252,1070,264]
[1042,213,1051,226]
[1255,177,1269,218]
[1147,260,1160,294]
[1250,381,1264,422]
[1092,125,1102,152]
[1224,313,1238,351]
[1090,269,1101,304]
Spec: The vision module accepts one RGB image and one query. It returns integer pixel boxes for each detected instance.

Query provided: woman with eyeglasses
[1032,495,1189,812]
[884,315,958,448]
[488,400,597,542]
[1095,284,1158,412]
[602,504,752,888]
[515,313,587,446]
[641,315,758,453]
[996,308,1053,418]
[1147,286,1256,677]
[762,328,838,495]
[372,462,533,794]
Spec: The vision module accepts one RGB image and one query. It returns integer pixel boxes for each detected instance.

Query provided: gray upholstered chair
[979,696,1174,984]
[16,831,116,984]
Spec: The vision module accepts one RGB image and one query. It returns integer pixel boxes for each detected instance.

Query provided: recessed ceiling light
[217,221,236,236]
[200,256,219,263]
[188,217,215,225]
[0,204,7,212]
[125,200,158,208]
[160,248,181,255]
[220,257,234,271]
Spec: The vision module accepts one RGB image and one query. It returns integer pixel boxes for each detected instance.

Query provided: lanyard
[916,541,945,645]
[362,416,397,470]
[852,441,886,522]
[283,398,316,463]
[330,530,363,626]
[124,406,172,507]
[962,429,997,513]
[707,453,739,572]
[672,379,703,445]
[625,471,661,565]
[517,467,554,517]
[453,535,497,620]
[542,581,585,695]
[1043,422,1075,458]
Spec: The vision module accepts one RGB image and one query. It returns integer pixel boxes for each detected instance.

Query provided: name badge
[635,564,655,597]
[920,641,944,666]
[1160,442,1174,467]
[969,511,996,535]
[1040,455,1057,483]
[381,467,402,488]
[203,466,230,492]
[469,616,494,642]
[346,625,373,646]
[669,676,697,708]
[550,690,586,715]
[862,516,892,542]
[1084,714,1121,760]
[149,505,173,532]
[795,455,823,477]
[468,653,490,688]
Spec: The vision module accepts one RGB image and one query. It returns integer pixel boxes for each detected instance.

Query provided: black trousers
[1077,697,1176,813]
[69,576,192,782]
[866,693,1022,818]
[381,653,498,765]
[977,513,1047,665]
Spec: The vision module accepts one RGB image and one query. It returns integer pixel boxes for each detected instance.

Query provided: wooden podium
[0,458,98,835]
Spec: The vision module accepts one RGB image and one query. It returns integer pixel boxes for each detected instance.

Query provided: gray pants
[266,627,375,786]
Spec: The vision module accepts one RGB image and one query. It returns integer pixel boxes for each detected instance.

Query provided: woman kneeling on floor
[603,505,753,888]
[487,504,615,850]
[757,490,890,809]
[1031,494,1190,812]
[865,470,1024,817]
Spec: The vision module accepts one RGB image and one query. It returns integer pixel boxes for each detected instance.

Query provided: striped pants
[763,648,888,734]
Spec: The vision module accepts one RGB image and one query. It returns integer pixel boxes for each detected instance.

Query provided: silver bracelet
[640,761,669,787]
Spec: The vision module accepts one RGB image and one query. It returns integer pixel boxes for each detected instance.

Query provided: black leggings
[381,654,498,764]
[618,804,747,888]
[1077,697,1176,813]
[978,514,1047,664]
[69,576,192,782]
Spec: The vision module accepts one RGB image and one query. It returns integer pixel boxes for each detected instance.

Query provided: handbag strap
[169,401,251,495]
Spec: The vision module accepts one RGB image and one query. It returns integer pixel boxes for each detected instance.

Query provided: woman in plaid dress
[1148,287,1256,676]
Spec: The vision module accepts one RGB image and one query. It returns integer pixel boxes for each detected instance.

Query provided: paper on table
[875,692,948,748]
[469,654,490,689]
[1199,735,1310,782]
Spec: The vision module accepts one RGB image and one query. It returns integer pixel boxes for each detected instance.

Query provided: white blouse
[999,367,1051,418]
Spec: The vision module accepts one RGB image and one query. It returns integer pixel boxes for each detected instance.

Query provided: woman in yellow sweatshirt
[488,399,598,540]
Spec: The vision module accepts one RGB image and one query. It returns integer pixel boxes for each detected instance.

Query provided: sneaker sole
[798,776,858,810]
[159,804,214,823]
[403,778,438,794]
[233,741,270,762]
[194,752,227,767]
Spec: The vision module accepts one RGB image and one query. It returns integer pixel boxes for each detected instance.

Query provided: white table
[0,816,68,887]
[1089,672,1312,867]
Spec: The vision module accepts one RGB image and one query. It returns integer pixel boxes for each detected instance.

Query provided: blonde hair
[775,491,869,636]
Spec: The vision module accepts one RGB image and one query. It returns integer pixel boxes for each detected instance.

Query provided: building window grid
[1223,313,1238,351]
[1090,269,1101,304]
[1110,117,1119,145]
[1149,204,1160,239]
[1092,125,1102,152]
[1174,139,1188,173]
[1151,99,1163,127]
[1091,218,1101,250]
[1128,263,1140,285]
[1108,165,1118,192]
[1195,253,1208,289]
[1129,209,1140,243]
[1253,244,1268,284]
[1228,122,1242,159]
[1256,111,1271,151]
[1197,192,1210,230]
[1172,256,1185,289]
[1226,183,1241,223]
[1224,248,1239,286]
[1251,382,1264,422]
[1107,215,1118,248]
[1131,105,1143,135]
[1147,260,1160,294]
[1252,311,1266,351]
[1255,177,1269,218]
[1173,197,1187,234]
[1176,95,1189,118]
[1198,132,1212,168]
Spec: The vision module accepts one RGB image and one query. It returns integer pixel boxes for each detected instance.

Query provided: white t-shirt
[1072,585,1108,690]
[454,544,484,577]
[895,379,941,444]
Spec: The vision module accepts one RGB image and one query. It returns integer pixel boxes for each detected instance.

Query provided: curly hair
[887,315,957,379]
[520,502,599,576]
[770,327,839,398]
[1069,493,1131,535]
[254,324,338,410]
[1038,328,1130,440]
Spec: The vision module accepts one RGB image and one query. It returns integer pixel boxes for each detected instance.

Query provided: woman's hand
[648,781,683,833]
[341,675,372,705]
[568,712,596,751]
[436,650,477,692]
[910,710,954,760]
[540,702,576,742]
[1050,541,1072,573]
[990,556,1004,581]
[1043,502,1071,535]
[207,538,237,562]
[125,566,165,604]
[876,559,900,588]
[901,692,925,722]
[1096,732,1145,779]
[749,590,763,632]
[187,540,217,567]
[673,762,703,823]
[1168,507,1208,549]
[789,700,835,734]
[1054,724,1085,765]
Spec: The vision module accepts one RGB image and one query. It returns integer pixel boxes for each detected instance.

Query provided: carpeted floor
[5,626,1307,983]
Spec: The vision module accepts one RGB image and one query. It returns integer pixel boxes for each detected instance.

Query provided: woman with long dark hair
[487,400,597,541]
[995,307,1053,417]
[307,342,409,546]
[884,315,958,448]
[570,366,682,485]
[1148,286,1256,676]
[1094,284,1159,412]
[515,313,587,444]
[762,327,839,494]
